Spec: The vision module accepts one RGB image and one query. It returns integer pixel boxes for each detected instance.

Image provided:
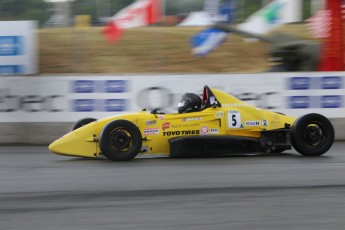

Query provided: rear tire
[99,120,142,161]
[72,118,97,130]
[290,113,334,156]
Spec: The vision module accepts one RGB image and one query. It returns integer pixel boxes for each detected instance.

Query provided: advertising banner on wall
[0,73,344,122]
[0,21,38,75]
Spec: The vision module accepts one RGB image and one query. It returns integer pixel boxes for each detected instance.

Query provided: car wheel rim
[110,128,132,152]
[303,124,324,147]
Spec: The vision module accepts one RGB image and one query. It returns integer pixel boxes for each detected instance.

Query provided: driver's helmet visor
[178,101,185,108]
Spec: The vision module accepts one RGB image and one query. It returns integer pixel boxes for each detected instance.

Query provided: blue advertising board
[71,80,128,112]
[72,80,127,93]
[0,36,23,56]
[0,21,37,75]
[0,65,24,74]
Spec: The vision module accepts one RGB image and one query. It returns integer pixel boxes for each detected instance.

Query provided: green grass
[39,24,313,74]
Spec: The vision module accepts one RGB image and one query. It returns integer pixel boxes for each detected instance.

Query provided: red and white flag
[102,0,161,43]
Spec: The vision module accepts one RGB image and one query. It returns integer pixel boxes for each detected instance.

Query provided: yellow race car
[49,86,334,161]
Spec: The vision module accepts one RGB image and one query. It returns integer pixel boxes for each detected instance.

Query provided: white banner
[0,21,38,75]
[0,72,345,122]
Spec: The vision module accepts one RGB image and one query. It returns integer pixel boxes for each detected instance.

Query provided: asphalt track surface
[1,144,345,230]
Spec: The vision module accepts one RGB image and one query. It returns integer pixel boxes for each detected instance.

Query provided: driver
[178,93,202,113]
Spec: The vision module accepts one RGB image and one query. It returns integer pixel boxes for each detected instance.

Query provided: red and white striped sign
[306,10,331,38]
[318,0,344,71]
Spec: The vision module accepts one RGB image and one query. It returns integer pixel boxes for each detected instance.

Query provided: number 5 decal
[228,110,241,128]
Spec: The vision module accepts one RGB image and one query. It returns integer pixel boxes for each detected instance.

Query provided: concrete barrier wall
[0,119,344,145]
[0,122,71,145]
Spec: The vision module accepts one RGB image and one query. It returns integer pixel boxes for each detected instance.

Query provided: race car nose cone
[48,135,73,156]
[48,128,98,158]
[48,138,63,155]
[48,141,55,152]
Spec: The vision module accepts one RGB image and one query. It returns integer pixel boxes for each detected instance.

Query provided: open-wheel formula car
[49,86,334,161]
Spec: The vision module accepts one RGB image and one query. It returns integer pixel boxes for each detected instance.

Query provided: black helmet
[178,93,202,113]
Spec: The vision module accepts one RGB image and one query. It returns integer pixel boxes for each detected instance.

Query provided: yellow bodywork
[49,88,296,158]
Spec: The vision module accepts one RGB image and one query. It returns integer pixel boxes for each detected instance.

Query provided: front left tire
[72,118,97,130]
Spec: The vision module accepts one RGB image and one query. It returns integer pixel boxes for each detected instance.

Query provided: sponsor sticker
[144,128,159,135]
[200,126,209,135]
[215,111,224,118]
[163,130,200,136]
[162,122,170,131]
[159,114,165,120]
[209,128,219,134]
[222,103,250,107]
[245,121,260,126]
[172,123,199,128]
[146,120,157,126]
[262,120,268,126]
[182,117,203,122]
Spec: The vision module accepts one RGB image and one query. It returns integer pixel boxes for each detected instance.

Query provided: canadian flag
[103,0,161,43]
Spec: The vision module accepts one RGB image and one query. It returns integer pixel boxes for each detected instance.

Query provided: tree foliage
[0,0,51,26]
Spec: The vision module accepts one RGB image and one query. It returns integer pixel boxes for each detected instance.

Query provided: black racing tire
[72,118,97,131]
[99,120,142,161]
[290,113,334,156]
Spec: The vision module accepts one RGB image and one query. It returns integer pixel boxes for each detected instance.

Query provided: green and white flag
[238,0,301,35]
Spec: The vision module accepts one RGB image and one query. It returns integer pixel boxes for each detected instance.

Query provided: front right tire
[290,113,334,156]
[99,120,142,161]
